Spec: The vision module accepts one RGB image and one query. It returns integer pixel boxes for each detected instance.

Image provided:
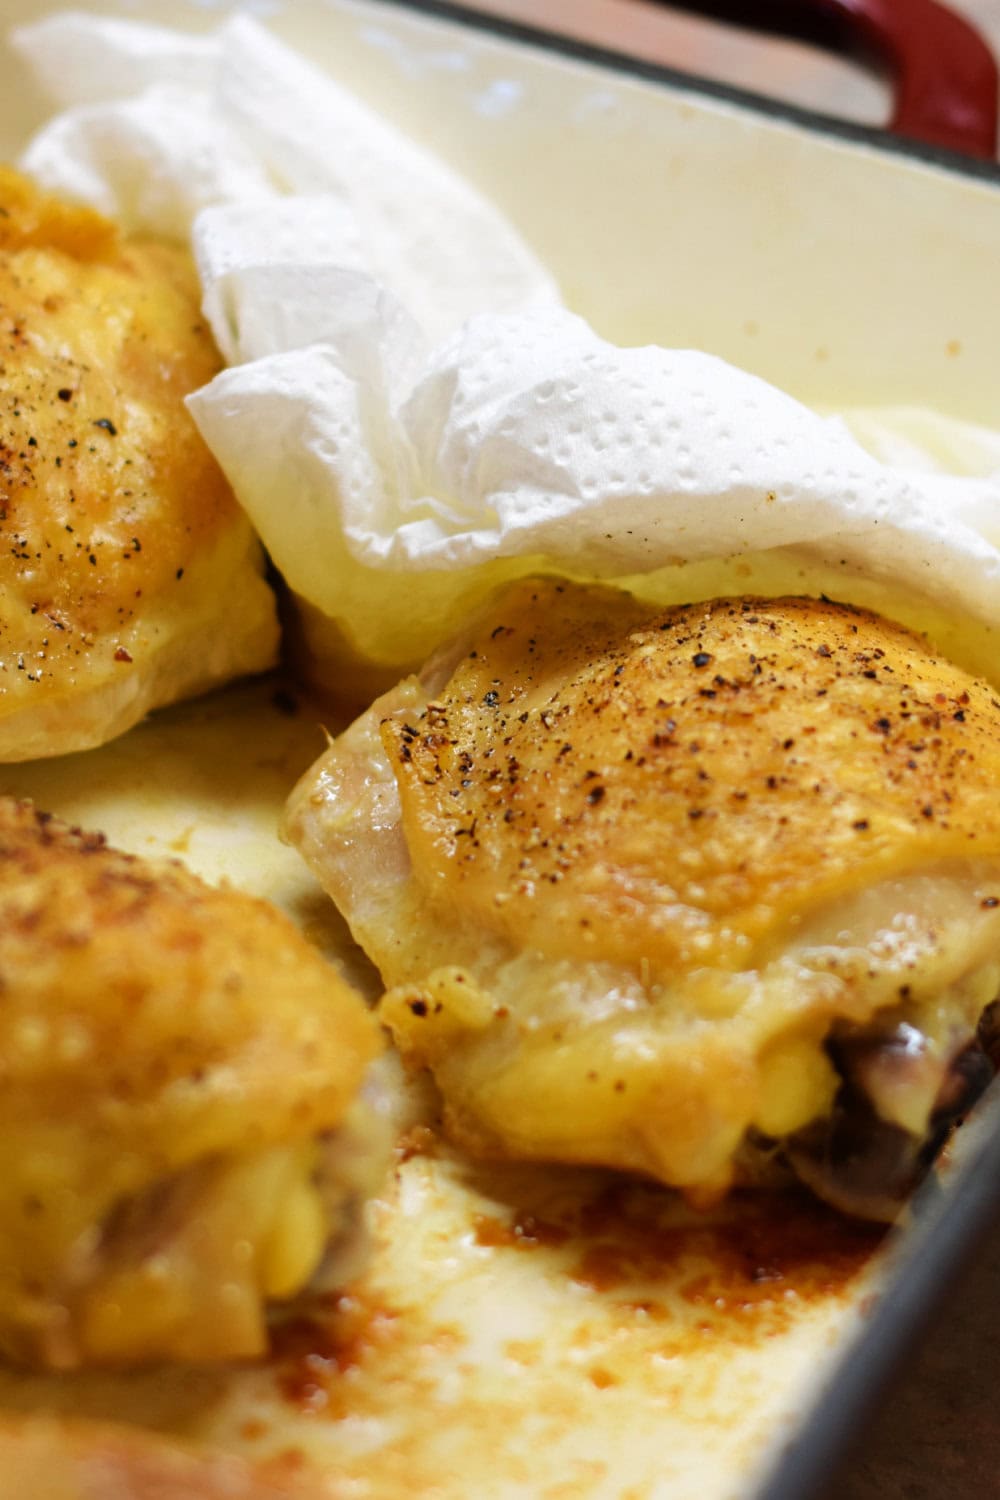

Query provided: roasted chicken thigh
[0,798,384,1369]
[286,581,1000,1219]
[0,168,278,761]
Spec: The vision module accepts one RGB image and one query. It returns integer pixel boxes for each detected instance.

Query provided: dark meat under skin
[783,1022,998,1221]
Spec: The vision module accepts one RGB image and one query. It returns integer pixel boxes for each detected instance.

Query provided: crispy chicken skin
[285,581,1000,1218]
[0,168,278,761]
[0,798,384,1370]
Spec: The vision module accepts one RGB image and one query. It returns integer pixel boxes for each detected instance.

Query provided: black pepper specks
[384,584,1000,977]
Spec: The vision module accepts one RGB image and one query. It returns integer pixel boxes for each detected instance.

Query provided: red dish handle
[669,0,999,158]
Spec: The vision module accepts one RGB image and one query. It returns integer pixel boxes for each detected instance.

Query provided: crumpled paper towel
[14,11,559,345]
[14,12,1000,685]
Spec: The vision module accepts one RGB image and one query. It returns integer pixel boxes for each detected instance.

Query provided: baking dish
[208,0,1000,425]
[1,2,999,1497]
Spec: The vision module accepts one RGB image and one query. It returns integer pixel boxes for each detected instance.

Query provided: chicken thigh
[0,167,277,761]
[0,798,384,1369]
[285,580,1000,1219]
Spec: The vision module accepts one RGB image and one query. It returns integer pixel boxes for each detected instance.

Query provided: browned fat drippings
[272,1294,403,1414]
[474,1180,883,1345]
[481,1177,882,1277]
[395,1123,441,1164]
[270,1167,884,1417]
[472,1211,570,1251]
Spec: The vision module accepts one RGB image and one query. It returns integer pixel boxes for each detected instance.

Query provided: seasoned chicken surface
[0,168,278,760]
[286,581,1000,1218]
[0,798,384,1370]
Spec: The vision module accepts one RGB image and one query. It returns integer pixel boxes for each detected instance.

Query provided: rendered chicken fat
[285,581,1000,1217]
[0,798,384,1369]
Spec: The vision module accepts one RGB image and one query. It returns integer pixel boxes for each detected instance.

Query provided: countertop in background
[460,0,1000,154]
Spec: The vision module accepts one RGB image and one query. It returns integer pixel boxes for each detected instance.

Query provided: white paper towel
[14,12,559,341]
[14,12,1000,683]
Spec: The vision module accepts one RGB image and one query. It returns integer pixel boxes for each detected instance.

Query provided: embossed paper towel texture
[14,13,1000,677]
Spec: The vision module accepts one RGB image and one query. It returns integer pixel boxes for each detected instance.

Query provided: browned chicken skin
[0,167,278,760]
[384,586,1000,971]
[286,581,1000,1218]
[0,798,384,1370]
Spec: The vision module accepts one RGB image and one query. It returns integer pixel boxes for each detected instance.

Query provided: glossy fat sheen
[0,798,381,1368]
[0,168,278,760]
[386,583,1000,972]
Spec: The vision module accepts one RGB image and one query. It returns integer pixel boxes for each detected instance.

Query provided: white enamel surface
[0,5,996,1495]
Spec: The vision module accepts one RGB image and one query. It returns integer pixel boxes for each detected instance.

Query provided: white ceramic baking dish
[1,3,999,1498]
[120,0,1000,426]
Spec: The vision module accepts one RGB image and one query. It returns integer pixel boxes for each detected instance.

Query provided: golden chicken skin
[0,167,278,761]
[0,798,384,1370]
[285,580,1000,1220]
